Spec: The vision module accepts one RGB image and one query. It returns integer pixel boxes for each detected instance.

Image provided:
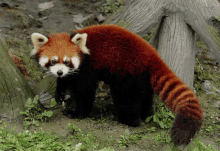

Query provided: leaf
[145,116,152,123]
[169,111,175,118]
[50,98,57,107]
[159,121,164,128]
[153,115,159,122]
[20,111,27,115]
[25,98,33,108]
[33,95,39,104]
[41,110,53,117]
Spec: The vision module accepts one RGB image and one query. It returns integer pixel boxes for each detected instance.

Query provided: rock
[38,91,52,108]
[205,91,216,95]
[35,20,43,28]
[193,87,196,94]
[96,14,105,23]
[28,14,34,19]
[204,52,219,65]
[202,80,217,95]
[215,89,220,94]
[38,1,55,11]
[202,80,212,92]
[93,2,103,6]
[38,17,48,21]
[72,14,95,24]
[214,101,220,109]
[0,0,18,8]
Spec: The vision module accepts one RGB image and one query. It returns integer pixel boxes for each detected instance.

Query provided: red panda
[31,24,203,146]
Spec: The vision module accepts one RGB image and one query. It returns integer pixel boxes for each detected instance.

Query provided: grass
[1,86,219,150]
[0,122,88,151]
[99,0,122,15]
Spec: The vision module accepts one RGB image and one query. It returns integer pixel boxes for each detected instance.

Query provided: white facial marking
[39,56,49,67]
[52,56,58,61]
[71,33,90,54]
[50,64,69,77]
[71,56,80,69]
[63,56,70,62]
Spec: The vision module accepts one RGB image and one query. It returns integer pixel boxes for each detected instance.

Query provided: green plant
[147,126,157,132]
[0,122,79,150]
[67,123,99,150]
[0,122,114,150]
[117,134,129,148]
[99,0,121,15]
[153,131,170,144]
[16,12,32,28]
[20,95,54,129]
[99,147,115,151]
[205,126,213,132]
[117,129,142,148]
[145,102,175,129]
[190,139,218,151]
[68,123,82,135]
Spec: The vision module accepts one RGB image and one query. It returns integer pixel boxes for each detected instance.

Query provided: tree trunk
[0,40,34,121]
[105,0,220,88]
[157,13,196,88]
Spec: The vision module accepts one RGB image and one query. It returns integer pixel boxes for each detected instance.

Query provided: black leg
[109,73,154,126]
[140,89,154,121]
[71,87,97,118]
[55,77,67,105]
[66,73,98,118]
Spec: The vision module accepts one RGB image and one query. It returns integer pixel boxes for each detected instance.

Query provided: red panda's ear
[71,33,90,54]
[31,33,48,56]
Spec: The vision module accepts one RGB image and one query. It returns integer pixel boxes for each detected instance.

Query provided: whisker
[74,69,80,72]
[46,71,57,77]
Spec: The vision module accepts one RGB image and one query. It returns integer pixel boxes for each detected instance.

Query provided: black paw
[55,91,65,105]
[55,77,67,105]
[62,109,77,119]
[171,113,201,146]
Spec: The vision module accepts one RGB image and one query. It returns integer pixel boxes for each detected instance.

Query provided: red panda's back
[73,25,159,75]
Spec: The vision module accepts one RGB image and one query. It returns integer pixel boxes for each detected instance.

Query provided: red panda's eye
[51,60,56,65]
[64,60,70,65]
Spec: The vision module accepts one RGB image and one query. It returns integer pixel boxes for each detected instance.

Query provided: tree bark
[157,13,196,88]
[105,0,220,88]
[0,40,34,121]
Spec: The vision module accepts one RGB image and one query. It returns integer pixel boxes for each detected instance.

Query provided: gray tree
[106,0,220,89]
[0,40,34,120]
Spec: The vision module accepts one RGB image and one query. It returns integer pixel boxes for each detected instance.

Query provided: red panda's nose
[57,70,63,76]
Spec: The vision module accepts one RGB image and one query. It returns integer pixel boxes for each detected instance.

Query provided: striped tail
[150,67,203,146]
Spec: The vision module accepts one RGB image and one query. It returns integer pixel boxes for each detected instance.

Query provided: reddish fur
[72,25,203,124]
[9,50,29,77]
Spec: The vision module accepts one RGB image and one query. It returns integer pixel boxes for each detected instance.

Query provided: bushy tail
[150,67,203,146]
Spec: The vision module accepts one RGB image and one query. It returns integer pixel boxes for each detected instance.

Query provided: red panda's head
[31,32,89,78]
